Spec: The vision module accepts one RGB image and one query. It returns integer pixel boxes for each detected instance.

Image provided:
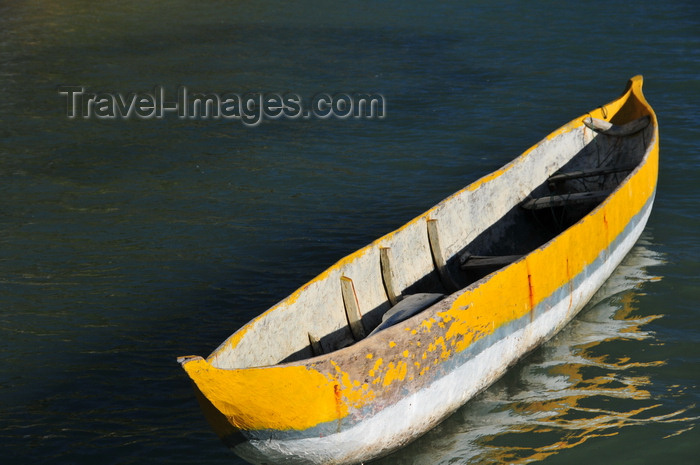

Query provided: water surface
[0,1,698,464]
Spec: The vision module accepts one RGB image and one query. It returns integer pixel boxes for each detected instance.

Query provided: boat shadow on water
[371,239,682,464]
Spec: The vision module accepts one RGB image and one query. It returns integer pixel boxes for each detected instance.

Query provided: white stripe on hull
[235,197,653,465]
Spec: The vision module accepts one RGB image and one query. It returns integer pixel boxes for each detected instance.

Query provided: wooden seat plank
[522,190,612,210]
[548,165,637,184]
[460,254,523,270]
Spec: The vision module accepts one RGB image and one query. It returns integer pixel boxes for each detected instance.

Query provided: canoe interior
[207,87,654,370]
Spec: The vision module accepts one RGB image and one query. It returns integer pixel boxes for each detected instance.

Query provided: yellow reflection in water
[482,292,667,464]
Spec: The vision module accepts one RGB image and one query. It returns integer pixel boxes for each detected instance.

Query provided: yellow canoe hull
[179,76,658,465]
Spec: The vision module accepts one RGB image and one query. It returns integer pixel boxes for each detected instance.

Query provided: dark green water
[1,1,698,464]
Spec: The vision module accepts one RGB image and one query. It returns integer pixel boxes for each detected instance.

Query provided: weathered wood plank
[379,247,400,305]
[548,164,637,184]
[341,276,366,340]
[460,254,523,270]
[522,190,612,210]
[426,219,458,292]
[583,115,650,136]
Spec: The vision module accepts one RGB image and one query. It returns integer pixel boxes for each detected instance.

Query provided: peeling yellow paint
[329,361,376,409]
[421,318,435,331]
[368,358,383,377]
[382,361,408,386]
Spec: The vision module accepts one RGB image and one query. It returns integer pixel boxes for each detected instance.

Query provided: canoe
[178,76,658,465]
